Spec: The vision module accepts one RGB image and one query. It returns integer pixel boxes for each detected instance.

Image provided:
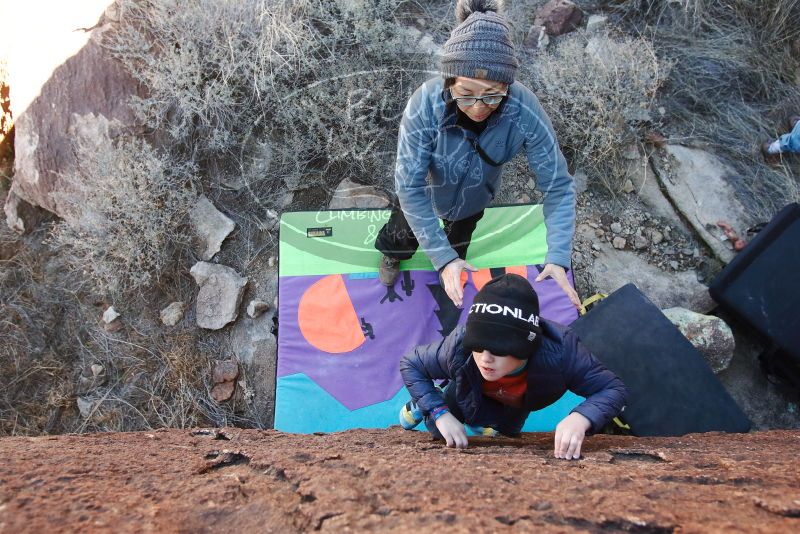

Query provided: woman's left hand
[535,263,581,309]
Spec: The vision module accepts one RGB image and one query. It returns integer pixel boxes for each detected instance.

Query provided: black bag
[709,203,800,388]
[571,284,751,436]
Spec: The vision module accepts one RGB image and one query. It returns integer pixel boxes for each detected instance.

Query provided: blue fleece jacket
[394,76,576,270]
[399,321,627,436]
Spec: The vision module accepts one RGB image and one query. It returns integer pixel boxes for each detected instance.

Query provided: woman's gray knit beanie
[440,0,519,84]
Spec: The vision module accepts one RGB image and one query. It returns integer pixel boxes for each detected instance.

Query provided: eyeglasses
[449,90,507,107]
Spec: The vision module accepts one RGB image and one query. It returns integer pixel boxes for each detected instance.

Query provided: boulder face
[2,428,800,532]
[650,145,753,263]
[4,2,146,231]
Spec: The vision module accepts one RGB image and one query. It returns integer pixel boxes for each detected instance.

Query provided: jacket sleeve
[398,328,461,416]
[394,84,460,271]
[518,87,576,269]
[560,330,628,434]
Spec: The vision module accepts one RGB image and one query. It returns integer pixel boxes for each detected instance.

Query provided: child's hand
[435,412,468,448]
[554,412,592,460]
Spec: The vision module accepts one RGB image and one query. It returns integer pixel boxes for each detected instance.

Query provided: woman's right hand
[435,412,468,448]
[440,259,477,307]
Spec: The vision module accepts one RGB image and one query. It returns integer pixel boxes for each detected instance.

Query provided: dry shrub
[72,325,240,432]
[525,32,669,192]
[0,226,74,436]
[105,0,431,207]
[50,135,197,299]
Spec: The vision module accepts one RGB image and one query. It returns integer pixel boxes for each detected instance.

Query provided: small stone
[592,243,601,251]
[189,195,236,261]
[662,308,736,372]
[213,359,239,384]
[586,14,607,33]
[600,213,613,226]
[247,300,270,319]
[651,230,664,245]
[610,222,623,234]
[588,222,598,229]
[77,397,95,418]
[669,260,679,270]
[634,235,649,250]
[268,256,277,268]
[613,237,627,249]
[103,319,123,333]
[594,228,605,238]
[693,247,701,257]
[523,24,550,50]
[191,262,248,330]
[160,301,185,327]
[663,246,676,255]
[518,193,531,203]
[574,252,584,265]
[681,248,694,256]
[90,364,104,377]
[102,306,120,324]
[622,179,636,194]
[211,381,236,403]
[573,169,588,194]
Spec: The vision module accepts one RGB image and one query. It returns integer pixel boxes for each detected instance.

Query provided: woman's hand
[535,263,581,309]
[554,412,592,460]
[435,412,469,448]
[440,259,477,307]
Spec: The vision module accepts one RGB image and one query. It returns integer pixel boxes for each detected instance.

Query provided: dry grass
[0,225,73,436]
[612,0,800,218]
[523,31,669,193]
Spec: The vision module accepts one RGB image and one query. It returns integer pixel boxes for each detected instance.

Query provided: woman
[375,0,579,309]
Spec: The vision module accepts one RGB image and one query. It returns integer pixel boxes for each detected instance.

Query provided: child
[399,274,627,459]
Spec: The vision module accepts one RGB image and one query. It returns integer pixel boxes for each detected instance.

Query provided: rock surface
[583,236,714,312]
[1,429,799,532]
[662,307,735,373]
[190,262,248,330]
[328,178,389,210]
[189,196,236,261]
[651,145,752,263]
[4,3,146,229]
[159,301,185,327]
[534,0,583,36]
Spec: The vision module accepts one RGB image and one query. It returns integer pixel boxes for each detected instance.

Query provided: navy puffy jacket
[399,320,627,435]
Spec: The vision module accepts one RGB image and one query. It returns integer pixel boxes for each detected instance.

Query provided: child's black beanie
[463,273,543,360]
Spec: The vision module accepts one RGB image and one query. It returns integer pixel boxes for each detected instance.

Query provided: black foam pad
[571,284,751,436]
[710,203,800,364]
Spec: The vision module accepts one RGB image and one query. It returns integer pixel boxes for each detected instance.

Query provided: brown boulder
[4,3,146,231]
[2,429,800,532]
[533,0,583,36]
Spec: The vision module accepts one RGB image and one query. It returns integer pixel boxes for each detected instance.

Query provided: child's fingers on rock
[566,435,580,459]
